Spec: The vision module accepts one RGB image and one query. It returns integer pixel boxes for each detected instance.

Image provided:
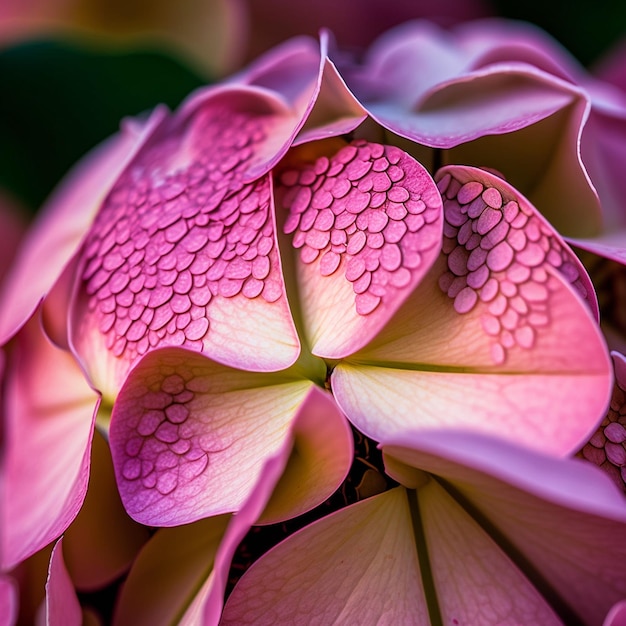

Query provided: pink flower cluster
[2,19,626,625]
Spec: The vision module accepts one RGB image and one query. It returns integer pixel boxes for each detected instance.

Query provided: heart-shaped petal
[332,166,611,455]
[109,346,330,526]
[275,139,442,358]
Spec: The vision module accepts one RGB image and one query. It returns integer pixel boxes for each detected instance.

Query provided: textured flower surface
[222,431,626,626]
[2,16,626,626]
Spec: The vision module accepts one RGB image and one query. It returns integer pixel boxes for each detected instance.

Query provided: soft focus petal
[0,107,166,347]
[222,488,430,625]
[114,452,286,626]
[61,430,149,591]
[605,600,626,626]
[275,139,442,358]
[109,346,327,525]
[41,539,81,626]
[0,575,18,626]
[332,166,611,455]
[1,318,99,569]
[258,385,352,524]
[384,430,626,625]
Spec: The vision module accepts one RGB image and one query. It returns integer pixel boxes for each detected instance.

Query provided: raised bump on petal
[436,165,599,366]
[275,139,443,359]
[109,347,323,526]
[71,94,300,397]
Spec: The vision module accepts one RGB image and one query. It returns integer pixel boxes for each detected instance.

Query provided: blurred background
[0,0,624,230]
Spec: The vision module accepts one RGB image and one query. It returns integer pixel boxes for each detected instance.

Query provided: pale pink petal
[222,488,430,625]
[384,430,626,625]
[0,107,167,347]
[113,452,287,626]
[415,479,561,625]
[604,600,626,626]
[61,431,149,591]
[1,318,99,570]
[275,139,442,358]
[109,346,328,526]
[112,514,230,626]
[332,166,611,456]
[0,575,18,626]
[258,385,352,524]
[42,539,82,626]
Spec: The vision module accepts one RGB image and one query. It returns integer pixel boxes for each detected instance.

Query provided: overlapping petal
[42,539,82,626]
[109,346,350,526]
[1,317,99,570]
[331,166,611,455]
[275,138,443,358]
[223,431,626,625]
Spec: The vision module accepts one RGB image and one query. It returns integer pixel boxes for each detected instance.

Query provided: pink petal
[61,431,149,591]
[383,430,626,625]
[70,89,306,397]
[44,539,82,626]
[414,479,561,624]
[113,452,287,626]
[0,575,18,626]
[1,318,99,570]
[258,385,353,524]
[109,346,328,526]
[0,106,166,347]
[604,600,626,626]
[331,166,611,456]
[275,139,442,358]
[222,488,430,625]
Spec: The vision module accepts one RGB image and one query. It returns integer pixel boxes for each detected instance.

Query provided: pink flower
[336,19,626,264]
[223,431,626,625]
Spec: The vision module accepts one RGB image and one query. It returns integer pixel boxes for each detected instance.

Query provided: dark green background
[1,1,624,215]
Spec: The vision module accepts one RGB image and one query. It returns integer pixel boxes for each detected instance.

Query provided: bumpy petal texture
[0,107,166,347]
[1,318,99,570]
[42,539,82,626]
[579,351,626,492]
[385,431,626,626]
[113,452,287,626]
[109,345,349,526]
[275,138,443,357]
[60,430,149,591]
[331,166,611,455]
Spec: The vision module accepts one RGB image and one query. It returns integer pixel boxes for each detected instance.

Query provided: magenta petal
[0,106,166,347]
[109,347,324,526]
[43,539,82,626]
[604,601,626,626]
[0,575,18,626]
[276,139,442,358]
[1,319,98,570]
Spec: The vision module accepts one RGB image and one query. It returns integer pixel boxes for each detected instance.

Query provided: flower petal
[332,166,611,455]
[275,139,442,358]
[1,318,98,570]
[0,106,166,346]
[113,452,287,626]
[0,575,18,626]
[43,539,82,626]
[109,346,327,525]
[604,600,626,626]
[413,479,561,624]
[61,430,149,591]
[384,430,626,625]
[222,488,430,625]
[258,384,353,524]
